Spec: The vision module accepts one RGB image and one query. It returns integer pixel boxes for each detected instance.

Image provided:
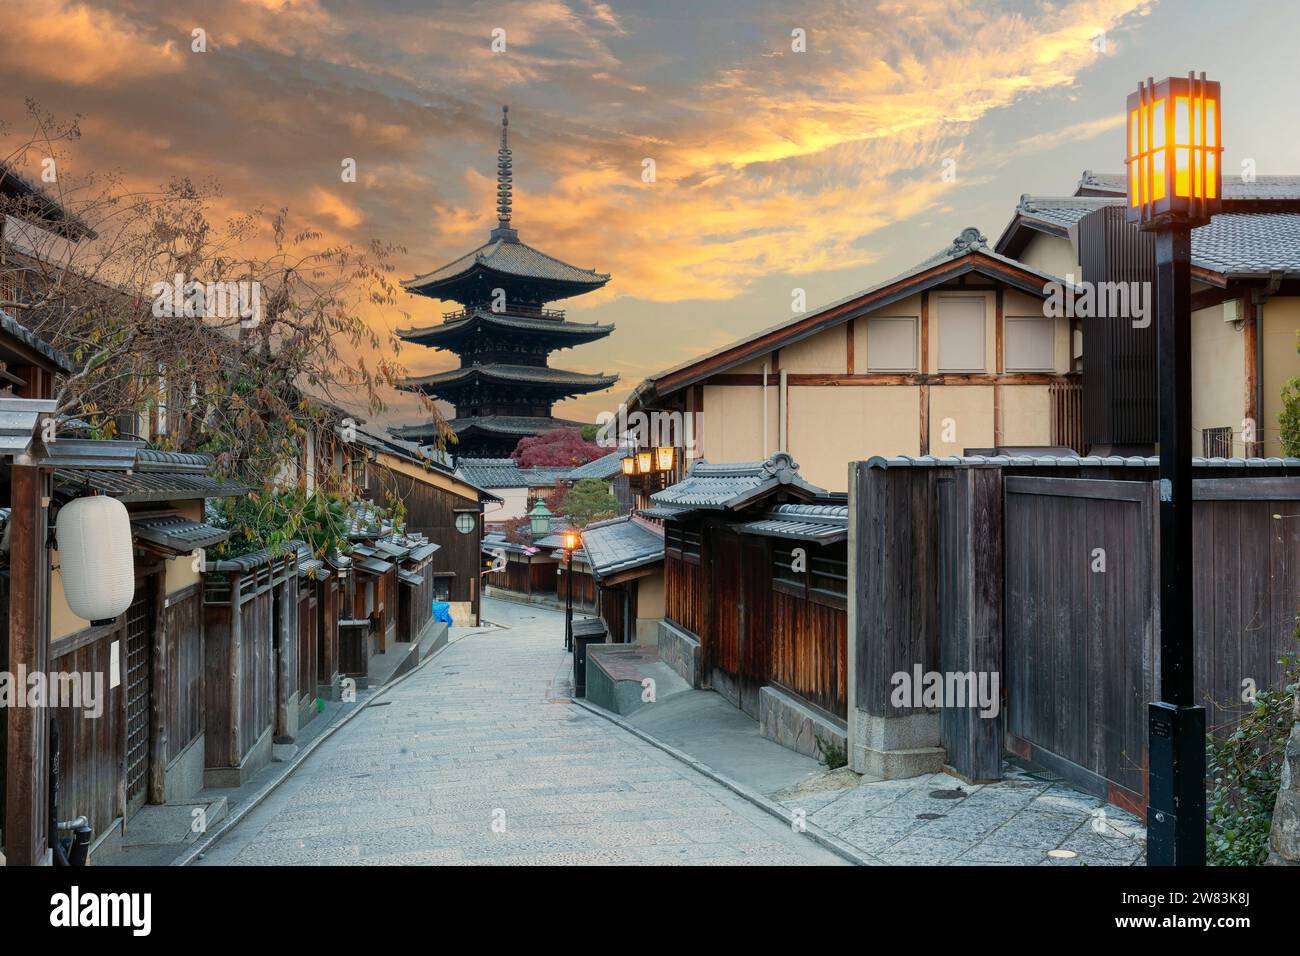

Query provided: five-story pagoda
[391,106,617,459]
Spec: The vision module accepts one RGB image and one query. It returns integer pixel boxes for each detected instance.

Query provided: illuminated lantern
[636,451,652,474]
[654,446,676,472]
[1126,72,1222,229]
[620,455,636,476]
[562,529,580,552]
[56,495,135,624]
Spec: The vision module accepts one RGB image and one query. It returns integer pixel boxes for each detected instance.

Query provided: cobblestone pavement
[779,764,1147,866]
[197,600,844,866]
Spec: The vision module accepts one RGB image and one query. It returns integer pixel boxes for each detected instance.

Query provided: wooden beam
[1243,296,1259,456]
[994,288,1004,445]
[4,465,49,864]
[845,321,854,374]
[149,572,168,803]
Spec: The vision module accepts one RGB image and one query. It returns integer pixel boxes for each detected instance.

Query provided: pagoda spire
[491,105,517,241]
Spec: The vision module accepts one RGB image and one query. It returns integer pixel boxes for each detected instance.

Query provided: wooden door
[737,537,771,717]
[124,584,153,815]
[709,532,743,710]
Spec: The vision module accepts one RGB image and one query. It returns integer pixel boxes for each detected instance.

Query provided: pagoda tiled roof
[390,414,586,443]
[405,363,617,392]
[397,308,614,346]
[403,234,609,296]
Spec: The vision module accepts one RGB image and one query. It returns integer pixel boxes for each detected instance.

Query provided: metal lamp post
[1125,72,1222,866]
[562,528,580,652]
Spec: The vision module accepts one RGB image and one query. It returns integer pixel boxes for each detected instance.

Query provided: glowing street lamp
[636,451,652,474]
[620,454,636,476]
[1126,74,1222,229]
[654,445,676,472]
[1128,72,1218,867]
[562,527,581,651]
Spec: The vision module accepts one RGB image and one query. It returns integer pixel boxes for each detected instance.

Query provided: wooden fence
[850,458,1300,815]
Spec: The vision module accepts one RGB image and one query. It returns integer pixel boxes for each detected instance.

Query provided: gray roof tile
[651,452,825,511]
[576,515,664,579]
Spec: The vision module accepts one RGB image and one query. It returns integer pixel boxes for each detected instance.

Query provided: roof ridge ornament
[761,451,800,483]
[490,105,519,242]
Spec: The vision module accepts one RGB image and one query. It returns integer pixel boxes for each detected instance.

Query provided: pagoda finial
[495,105,513,227]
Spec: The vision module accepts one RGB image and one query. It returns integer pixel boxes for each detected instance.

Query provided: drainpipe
[1252,271,1284,456]
[778,368,788,453]
[762,361,770,458]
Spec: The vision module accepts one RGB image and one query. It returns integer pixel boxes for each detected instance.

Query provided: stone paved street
[197,599,844,866]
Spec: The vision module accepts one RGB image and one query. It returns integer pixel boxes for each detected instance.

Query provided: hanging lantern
[654,446,676,472]
[620,455,636,476]
[56,495,135,625]
[562,529,580,552]
[1126,72,1222,229]
[527,500,553,537]
[636,451,653,474]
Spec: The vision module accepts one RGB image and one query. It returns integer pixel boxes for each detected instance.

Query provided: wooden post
[4,465,49,864]
[149,572,168,803]
[1242,297,1259,456]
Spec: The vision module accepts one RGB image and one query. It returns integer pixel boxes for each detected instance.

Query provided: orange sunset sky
[2,0,1298,435]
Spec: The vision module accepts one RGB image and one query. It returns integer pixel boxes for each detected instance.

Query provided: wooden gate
[1004,477,1155,812]
[1004,475,1300,814]
[124,584,154,814]
[708,532,769,717]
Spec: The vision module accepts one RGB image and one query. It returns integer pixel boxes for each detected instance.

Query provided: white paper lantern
[56,495,135,623]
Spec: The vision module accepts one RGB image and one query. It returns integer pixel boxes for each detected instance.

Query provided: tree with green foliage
[554,478,617,526]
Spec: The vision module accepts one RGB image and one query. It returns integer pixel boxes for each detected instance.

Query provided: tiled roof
[563,449,628,481]
[404,235,609,292]
[579,515,664,580]
[406,363,618,392]
[650,452,826,513]
[131,515,230,554]
[455,458,570,489]
[1191,213,1300,277]
[1077,170,1300,201]
[209,538,306,573]
[737,502,849,544]
[0,308,73,373]
[55,453,249,503]
[397,309,614,344]
[1013,195,1122,231]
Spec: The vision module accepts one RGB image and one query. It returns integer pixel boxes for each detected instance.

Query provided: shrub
[1206,641,1299,865]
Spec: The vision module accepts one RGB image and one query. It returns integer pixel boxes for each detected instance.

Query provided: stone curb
[569,697,881,866]
[173,633,461,866]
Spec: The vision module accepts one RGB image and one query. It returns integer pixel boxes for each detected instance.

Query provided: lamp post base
[1145,701,1206,866]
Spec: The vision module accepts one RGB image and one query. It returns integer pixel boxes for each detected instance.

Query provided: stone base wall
[758,685,847,761]
[852,708,945,780]
[657,620,701,688]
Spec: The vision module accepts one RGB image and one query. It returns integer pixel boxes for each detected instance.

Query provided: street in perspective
[0,0,1297,939]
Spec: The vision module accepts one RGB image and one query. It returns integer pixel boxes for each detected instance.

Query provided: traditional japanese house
[389,107,617,459]
[202,540,301,788]
[624,227,1079,493]
[647,453,850,757]
[994,171,1300,456]
[351,427,497,623]
[579,515,665,645]
[455,457,569,523]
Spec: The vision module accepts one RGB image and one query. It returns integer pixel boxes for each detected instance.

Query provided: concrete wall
[634,568,665,644]
[1191,302,1247,454]
[1018,232,1079,281]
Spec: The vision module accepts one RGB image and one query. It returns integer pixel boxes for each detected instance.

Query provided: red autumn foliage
[512,427,605,468]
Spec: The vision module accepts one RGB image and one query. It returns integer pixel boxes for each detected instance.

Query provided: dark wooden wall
[665,553,705,639]
[367,462,480,608]
[48,624,124,847]
[164,585,204,764]
[770,590,847,719]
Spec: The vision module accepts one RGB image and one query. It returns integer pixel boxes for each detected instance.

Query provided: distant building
[391,107,617,459]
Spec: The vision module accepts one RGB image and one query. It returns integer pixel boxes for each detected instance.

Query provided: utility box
[571,618,608,698]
